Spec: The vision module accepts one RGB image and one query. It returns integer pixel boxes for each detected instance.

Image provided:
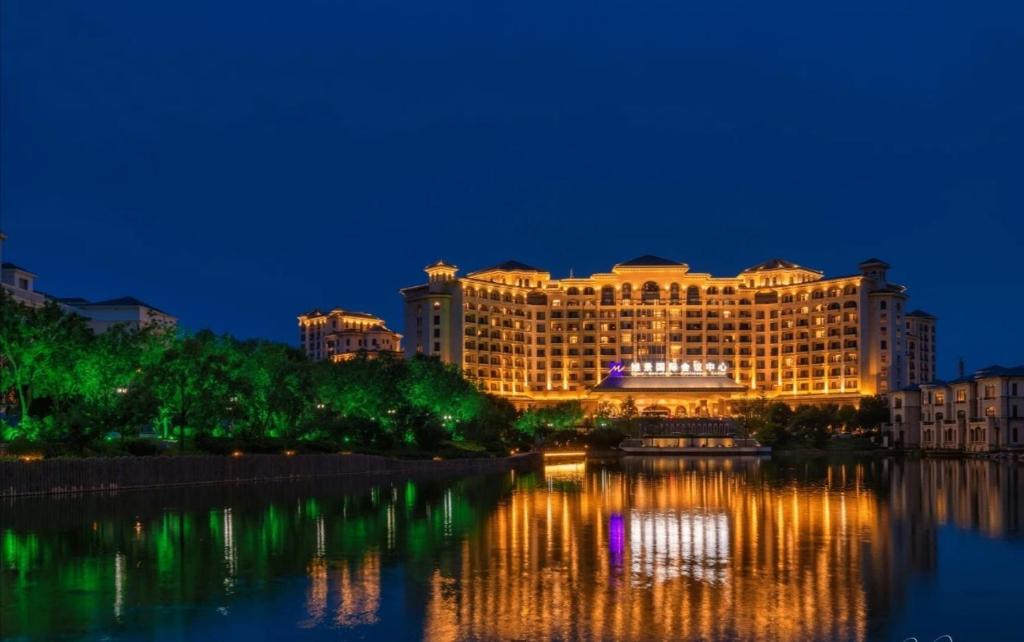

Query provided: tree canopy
[0,292,521,454]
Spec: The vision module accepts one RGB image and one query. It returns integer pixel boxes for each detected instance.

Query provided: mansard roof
[906,309,936,318]
[299,308,382,321]
[470,260,545,273]
[975,364,1024,377]
[66,296,172,316]
[2,261,36,275]
[858,257,890,268]
[912,365,1024,389]
[615,255,684,267]
[741,258,804,272]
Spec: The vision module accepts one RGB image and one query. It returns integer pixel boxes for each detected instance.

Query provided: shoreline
[0,451,542,498]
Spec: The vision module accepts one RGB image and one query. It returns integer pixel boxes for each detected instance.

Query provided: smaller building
[297,308,402,362]
[1,233,46,307]
[1,261,46,307]
[888,365,1024,452]
[2,232,176,331]
[56,296,177,333]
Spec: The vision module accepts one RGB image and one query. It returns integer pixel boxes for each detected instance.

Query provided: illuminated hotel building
[401,256,936,413]
[297,308,402,362]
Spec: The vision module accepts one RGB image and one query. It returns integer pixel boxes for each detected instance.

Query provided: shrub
[586,427,627,449]
[122,438,164,456]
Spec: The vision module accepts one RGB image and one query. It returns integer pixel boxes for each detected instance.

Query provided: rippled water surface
[3,456,1024,641]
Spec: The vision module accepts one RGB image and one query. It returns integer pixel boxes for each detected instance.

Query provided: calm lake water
[3,456,1024,641]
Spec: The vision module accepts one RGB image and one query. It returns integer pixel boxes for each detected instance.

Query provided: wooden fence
[0,452,541,497]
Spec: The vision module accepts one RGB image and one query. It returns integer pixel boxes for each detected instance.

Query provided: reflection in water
[1,458,1023,641]
[629,510,729,583]
[424,457,881,641]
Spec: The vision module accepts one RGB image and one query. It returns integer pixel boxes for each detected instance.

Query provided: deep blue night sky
[3,0,1022,377]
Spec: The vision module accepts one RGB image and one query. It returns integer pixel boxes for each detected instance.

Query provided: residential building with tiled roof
[888,364,1024,452]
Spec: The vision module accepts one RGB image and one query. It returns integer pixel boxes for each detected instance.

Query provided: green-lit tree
[140,330,235,451]
[515,401,583,437]
[401,355,483,429]
[0,292,91,439]
[230,340,314,440]
[73,324,168,439]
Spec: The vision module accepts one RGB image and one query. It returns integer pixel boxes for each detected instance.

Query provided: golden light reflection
[542,462,586,482]
[423,458,884,642]
[301,552,382,629]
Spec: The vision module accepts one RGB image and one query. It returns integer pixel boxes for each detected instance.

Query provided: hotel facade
[401,255,936,415]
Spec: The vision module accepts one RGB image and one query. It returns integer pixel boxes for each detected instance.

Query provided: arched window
[828,302,841,310]
[669,283,681,303]
[843,285,858,295]
[687,285,701,304]
[843,301,857,308]
[583,286,595,295]
[600,286,615,305]
[642,281,660,303]
[566,287,579,296]
[706,286,719,295]
[722,286,735,295]
[621,283,632,300]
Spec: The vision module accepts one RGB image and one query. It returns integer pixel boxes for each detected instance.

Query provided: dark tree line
[732,395,890,448]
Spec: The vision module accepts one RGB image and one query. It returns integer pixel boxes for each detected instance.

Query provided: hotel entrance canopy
[591,374,747,395]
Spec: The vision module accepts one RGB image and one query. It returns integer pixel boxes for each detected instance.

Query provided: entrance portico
[590,371,748,417]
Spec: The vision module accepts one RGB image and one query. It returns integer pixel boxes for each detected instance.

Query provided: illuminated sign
[615,359,729,376]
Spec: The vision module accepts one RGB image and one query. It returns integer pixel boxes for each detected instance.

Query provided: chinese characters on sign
[608,360,729,377]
